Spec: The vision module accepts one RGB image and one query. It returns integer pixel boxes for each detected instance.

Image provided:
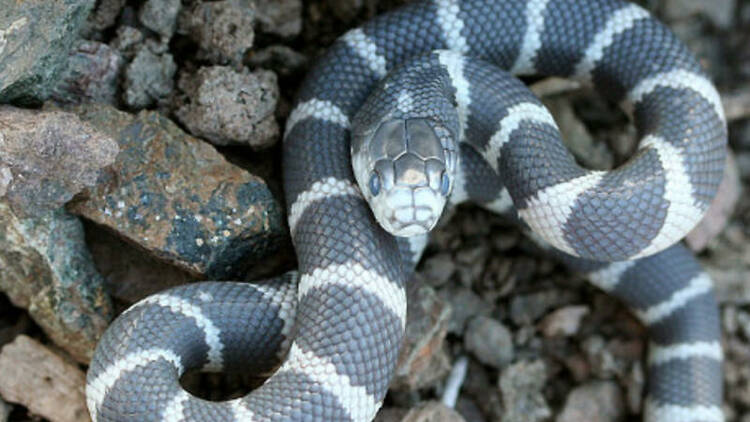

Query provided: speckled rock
[498,360,551,422]
[139,0,180,41]
[50,40,123,105]
[67,104,285,279]
[401,401,466,422]
[438,285,493,334]
[175,66,280,148]
[464,316,514,369]
[0,204,113,363]
[87,0,126,32]
[539,305,590,338]
[392,276,452,391]
[179,0,255,65]
[0,0,94,104]
[556,381,625,422]
[247,45,308,77]
[0,106,118,218]
[122,43,176,108]
[255,0,302,38]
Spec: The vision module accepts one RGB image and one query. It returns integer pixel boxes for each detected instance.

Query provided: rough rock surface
[67,104,285,279]
[0,204,112,363]
[122,43,176,109]
[179,0,256,65]
[255,0,303,38]
[0,0,94,104]
[175,66,280,148]
[498,360,551,422]
[464,316,514,369]
[401,401,466,422]
[0,335,89,422]
[556,381,625,422]
[0,106,118,219]
[50,40,123,105]
[139,0,181,41]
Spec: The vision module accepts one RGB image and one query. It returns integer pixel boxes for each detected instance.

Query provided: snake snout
[375,185,444,237]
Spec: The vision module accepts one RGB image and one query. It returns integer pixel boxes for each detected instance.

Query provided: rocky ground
[0,0,749,421]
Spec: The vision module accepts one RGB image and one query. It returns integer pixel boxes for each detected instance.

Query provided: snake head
[352,117,456,237]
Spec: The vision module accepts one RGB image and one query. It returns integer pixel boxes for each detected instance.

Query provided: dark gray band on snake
[85,0,727,421]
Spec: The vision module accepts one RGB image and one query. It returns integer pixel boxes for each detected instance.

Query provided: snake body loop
[86,1,727,421]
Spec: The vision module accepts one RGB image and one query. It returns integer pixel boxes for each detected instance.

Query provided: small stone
[438,286,492,334]
[663,0,736,29]
[0,399,10,422]
[421,252,455,287]
[255,0,303,38]
[0,205,113,363]
[455,397,486,422]
[180,0,255,65]
[87,0,126,32]
[392,276,452,391]
[464,316,513,369]
[50,40,123,105]
[68,104,285,279]
[0,335,88,422]
[556,381,625,422]
[139,0,180,40]
[539,305,590,337]
[0,0,94,103]
[510,289,575,326]
[247,45,308,77]
[498,360,551,422]
[401,401,466,422]
[110,26,145,59]
[175,66,280,148]
[0,106,119,218]
[374,408,409,422]
[122,43,176,108]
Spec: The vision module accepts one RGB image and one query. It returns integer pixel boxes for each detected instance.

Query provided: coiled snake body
[86,1,727,421]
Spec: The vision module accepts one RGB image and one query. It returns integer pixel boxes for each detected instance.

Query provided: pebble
[438,286,492,334]
[87,0,126,32]
[556,381,624,422]
[174,66,280,148]
[663,0,736,29]
[509,289,575,326]
[392,276,452,391]
[0,105,118,218]
[0,0,94,103]
[0,399,10,422]
[51,40,123,105]
[255,0,303,38]
[464,316,513,369]
[122,43,176,108]
[401,401,466,422]
[139,0,180,41]
[539,305,590,338]
[0,335,89,422]
[497,360,551,422]
[0,205,113,363]
[420,252,456,287]
[247,45,308,77]
[179,0,256,65]
[68,104,285,279]
[110,26,145,59]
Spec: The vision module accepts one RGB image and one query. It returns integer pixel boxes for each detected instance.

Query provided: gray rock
[737,152,750,181]
[539,305,590,338]
[0,106,118,218]
[67,104,285,279]
[663,0,736,29]
[438,286,492,334]
[498,360,551,422]
[50,40,123,105]
[509,289,575,326]
[139,0,181,40]
[175,66,280,148]
[543,97,613,171]
[464,316,513,369]
[247,45,308,77]
[255,0,302,38]
[87,0,126,32]
[122,43,176,108]
[374,408,409,422]
[110,26,145,59]
[401,402,466,422]
[0,0,94,104]
[455,398,486,422]
[556,381,624,422]
[0,399,10,422]
[0,204,113,363]
[421,252,455,287]
[180,0,255,65]
[392,276,452,391]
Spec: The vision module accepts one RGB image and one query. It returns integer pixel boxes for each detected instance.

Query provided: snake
[85,0,727,421]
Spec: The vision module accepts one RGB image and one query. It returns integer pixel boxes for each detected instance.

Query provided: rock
[738,152,750,181]
[686,152,740,251]
[67,104,285,279]
[255,0,303,38]
[0,106,118,219]
[509,289,575,326]
[498,360,551,422]
[122,43,176,109]
[0,204,113,363]
[539,305,590,338]
[110,26,145,59]
[174,66,280,148]
[179,0,256,65]
[0,335,88,422]
[50,40,123,105]
[543,97,613,170]
[421,252,455,287]
[401,402,466,422]
[0,0,94,103]
[247,45,308,77]
[663,0,736,29]
[87,0,126,32]
[392,276,452,391]
[139,0,181,41]
[0,399,10,422]
[461,360,504,420]
[464,316,513,369]
[374,408,409,422]
[701,226,750,304]
[438,286,492,334]
[455,398,486,422]
[556,381,625,422]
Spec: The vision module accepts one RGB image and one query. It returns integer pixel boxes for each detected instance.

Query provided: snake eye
[368,172,381,196]
[440,172,450,196]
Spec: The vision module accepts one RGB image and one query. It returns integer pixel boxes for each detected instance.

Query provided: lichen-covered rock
[175,66,280,148]
[68,104,285,279]
[122,43,176,108]
[0,0,94,104]
[0,204,113,363]
[139,0,181,41]
[0,106,118,218]
[51,40,123,105]
[179,0,255,65]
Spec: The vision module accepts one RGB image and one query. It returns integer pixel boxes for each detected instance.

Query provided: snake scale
[85,0,727,421]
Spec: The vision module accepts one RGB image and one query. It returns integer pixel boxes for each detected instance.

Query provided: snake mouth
[371,186,445,237]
